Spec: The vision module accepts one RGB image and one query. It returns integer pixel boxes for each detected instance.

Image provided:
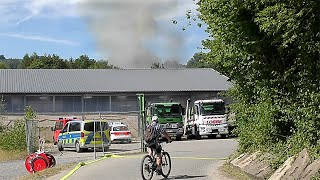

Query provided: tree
[0,62,9,69]
[0,55,6,60]
[74,55,95,69]
[19,53,35,69]
[90,60,116,69]
[186,52,209,68]
[195,0,320,161]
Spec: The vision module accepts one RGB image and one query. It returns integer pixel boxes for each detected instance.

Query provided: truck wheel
[220,134,227,139]
[103,146,109,152]
[75,141,83,153]
[57,141,63,151]
[176,136,182,141]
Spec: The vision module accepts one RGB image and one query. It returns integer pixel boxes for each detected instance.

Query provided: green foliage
[0,120,26,151]
[186,52,210,68]
[0,62,9,69]
[17,53,117,69]
[195,0,320,167]
[25,106,37,120]
[0,59,21,69]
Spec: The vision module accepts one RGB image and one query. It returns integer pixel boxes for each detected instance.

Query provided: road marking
[110,155,227,160]
[171,156,227,160]
[60,154,227,180]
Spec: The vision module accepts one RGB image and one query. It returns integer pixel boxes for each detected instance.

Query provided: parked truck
[146,102,184,141]
[184,99,229,139]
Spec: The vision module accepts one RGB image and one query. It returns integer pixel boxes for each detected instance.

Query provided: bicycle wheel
[161,152,171,178]
[141,155,154,180]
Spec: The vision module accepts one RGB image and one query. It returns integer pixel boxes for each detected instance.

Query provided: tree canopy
[195,0,320,163]
[0,53,117,69]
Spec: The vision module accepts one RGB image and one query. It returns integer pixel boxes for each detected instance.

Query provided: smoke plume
[77,0,184,68]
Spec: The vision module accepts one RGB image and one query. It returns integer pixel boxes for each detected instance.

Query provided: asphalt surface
[53,138,238,180]
[0,141,142,180]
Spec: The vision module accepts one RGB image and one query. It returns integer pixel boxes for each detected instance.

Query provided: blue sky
[0,0,209,65]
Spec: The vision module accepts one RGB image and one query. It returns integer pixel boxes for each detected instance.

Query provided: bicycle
[140,139,172,180]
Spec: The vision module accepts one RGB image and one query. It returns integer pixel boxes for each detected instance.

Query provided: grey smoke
[77,0,184,68]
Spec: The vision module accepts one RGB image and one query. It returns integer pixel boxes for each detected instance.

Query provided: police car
[57,119,111,153]
[109,122,132,143]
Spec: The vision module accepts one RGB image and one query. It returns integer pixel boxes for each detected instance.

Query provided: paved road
[62,138,238,180]
[0,141,141,180]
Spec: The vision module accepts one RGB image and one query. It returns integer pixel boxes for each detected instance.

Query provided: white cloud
[0,33,79,46]
[0,0,82,25]
[0,0,198,25]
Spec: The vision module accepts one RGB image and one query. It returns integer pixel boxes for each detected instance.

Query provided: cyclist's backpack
[144,125,156,144]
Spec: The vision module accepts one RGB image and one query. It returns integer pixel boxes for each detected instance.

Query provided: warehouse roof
[0,69,232,93]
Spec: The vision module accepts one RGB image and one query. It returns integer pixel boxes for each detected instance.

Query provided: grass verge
[18,162,76,180]
[0,149,28,162]
[220,163,252,180]
[218,150,252,180]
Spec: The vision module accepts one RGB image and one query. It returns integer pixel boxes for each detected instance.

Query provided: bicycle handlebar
[158,137,172,143]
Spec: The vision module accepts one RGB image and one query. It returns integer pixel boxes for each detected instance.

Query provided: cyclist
[146,115,172,175]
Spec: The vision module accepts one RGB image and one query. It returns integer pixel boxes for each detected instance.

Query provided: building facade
[0,69,232,115]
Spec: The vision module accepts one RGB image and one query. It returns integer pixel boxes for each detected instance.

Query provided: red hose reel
[25,139,56,173]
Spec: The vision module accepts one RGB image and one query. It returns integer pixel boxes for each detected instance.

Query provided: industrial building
[0,68,232,115]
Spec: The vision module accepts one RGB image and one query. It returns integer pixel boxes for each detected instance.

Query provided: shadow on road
[163,175,207,179]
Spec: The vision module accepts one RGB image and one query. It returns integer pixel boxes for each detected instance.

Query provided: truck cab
[184,99,229,139]
[146,102,184,141]
[52,117,78,145]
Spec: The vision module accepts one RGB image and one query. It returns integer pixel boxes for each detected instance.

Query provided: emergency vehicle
[51,117,78,145]
[109,122,132,143]
[57,119,111,153]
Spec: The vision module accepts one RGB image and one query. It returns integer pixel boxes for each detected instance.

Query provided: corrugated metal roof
[0,69,232,93]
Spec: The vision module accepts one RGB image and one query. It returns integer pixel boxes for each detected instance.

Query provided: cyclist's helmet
[152,116,158,123]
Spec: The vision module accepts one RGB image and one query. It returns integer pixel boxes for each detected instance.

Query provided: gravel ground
[0,141,142,180]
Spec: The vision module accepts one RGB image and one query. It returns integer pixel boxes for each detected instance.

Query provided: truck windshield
[200,102,225,115]
[55,121,64,130]
[154,105,182,118]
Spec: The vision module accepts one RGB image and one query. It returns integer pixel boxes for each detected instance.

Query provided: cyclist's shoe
[144,164,151,173]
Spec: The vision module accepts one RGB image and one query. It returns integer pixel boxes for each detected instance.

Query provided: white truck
[184,99,229,139]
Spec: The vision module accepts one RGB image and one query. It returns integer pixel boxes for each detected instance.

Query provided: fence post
[137,94,146,152]
[25,118,31,154]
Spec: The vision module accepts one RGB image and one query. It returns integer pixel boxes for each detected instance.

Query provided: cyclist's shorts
[149,143,162,154]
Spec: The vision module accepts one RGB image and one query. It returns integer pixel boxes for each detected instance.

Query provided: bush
[0,120,26,151]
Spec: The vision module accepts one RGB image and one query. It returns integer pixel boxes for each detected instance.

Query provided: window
[154,104,182,118]
[113,126,129,131]
[55,96,81,113]
[84,121,109,132]
[200,102,225,115]
[55,121,64,130]
[69,122,81,132]
[61,123,69,133]
[26,96,53,113]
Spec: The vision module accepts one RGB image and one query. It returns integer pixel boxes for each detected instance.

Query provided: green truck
[146,102,184,141]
